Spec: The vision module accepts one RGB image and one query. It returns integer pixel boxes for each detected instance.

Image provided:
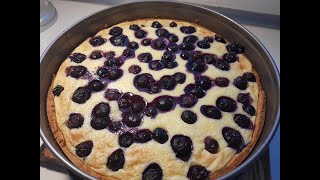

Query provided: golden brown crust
[47,76,115,180]
[210,70,266,179]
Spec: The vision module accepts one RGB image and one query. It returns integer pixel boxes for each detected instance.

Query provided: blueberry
[67,113,84,129]
[222,127,244,151]
[138,53,153,63]
[215,77,230,87]
[191,86,206,98]
[118,93,132,109]
[243,105,256,116]
[122,114,142,127]
[135,29,147,39]
[127,41,139,50]
[173,72,186,84]
[204,136,219,154]
[179,42,195,51]
[118,132,134,148]
[195,76,212,90]
[110,34,128,46]
[134,129,152,143]
[170,135,193,161]
[167,34,179,42]
[215,35,226,43]
[152,39,167,50]
[216,96,237,112]
[149,60,164,71]
[189,60,206,73]
[128,65,142,74]
[105,57,122,67]
[109,26,123,36]
[201,54,217,64]
[52,85,64,96]
[97,67,108,78]
[142,165,164,180]
[122,49,134,58]
[233,76,248,90]
[88,80,104,92]
[226,42,245,54]
[152,128,168,144]
[161,51,175,62]
[187,165,210,180]
[214,60,230,71]
[141,38,152,46]
[164,61,178,69]
[181,110,197,124]
[155,96,174,111]
[69,53,86,63]
[160,75,177,90]
[105,88,122,101]
[156,28,169,37]
[104,51,116,59]
[92,102,110,117]
[223,53,238,63]
[151,21,162,28]
[166,44,179,52]
[184,84,205,98]
[191,51,202,60]
[131,95,147,113]
[75,141,93,158]
[89,36,106,47]
[180,26,196,34]
[107,68,123,80]
[129,24,140,31]
[180,94,198,108]
[145,106,158,117]
[134,73,153,88]
[142,163,163,180]
[170,22,177,27]
[243,72,256,82]
[200,105,222,119]
[234,114,253,129]
[107,149,125,171]
[149,84,161,94]
[72,87,91,104]
[180,51,190,60]
[183,35,198,43]
[237,93,252,105]
[89,51,103,59]
[197,40,210,49]
[108,121,122,132]
[90,116,110,130]
[204,36,214,43]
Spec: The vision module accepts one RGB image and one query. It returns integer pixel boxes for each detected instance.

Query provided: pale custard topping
[52,19,259,179]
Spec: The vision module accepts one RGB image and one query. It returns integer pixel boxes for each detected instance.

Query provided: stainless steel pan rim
[40,1,280,180]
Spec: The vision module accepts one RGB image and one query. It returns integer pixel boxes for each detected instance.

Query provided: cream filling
[53,19,259,179]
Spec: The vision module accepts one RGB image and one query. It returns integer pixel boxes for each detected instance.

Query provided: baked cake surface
[47,19,265,180]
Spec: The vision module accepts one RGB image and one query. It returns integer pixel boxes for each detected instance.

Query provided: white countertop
[40,1,280,179]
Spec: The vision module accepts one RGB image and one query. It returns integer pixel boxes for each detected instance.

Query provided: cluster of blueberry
[51,21,259,180]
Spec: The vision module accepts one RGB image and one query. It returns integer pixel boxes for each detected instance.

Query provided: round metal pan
[40,1,280,179]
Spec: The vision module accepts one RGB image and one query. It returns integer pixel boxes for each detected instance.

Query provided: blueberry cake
[47,19,265,180]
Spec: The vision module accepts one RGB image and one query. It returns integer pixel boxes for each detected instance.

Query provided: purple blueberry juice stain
[80,71,94,81]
